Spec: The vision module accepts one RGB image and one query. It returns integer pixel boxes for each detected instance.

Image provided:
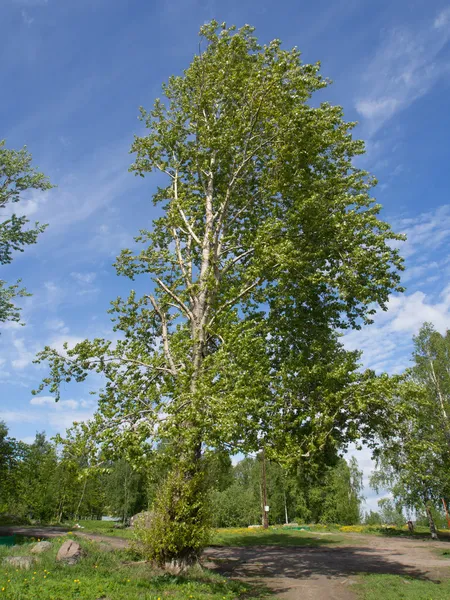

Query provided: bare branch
[173,170,202,246]
[172,226,193,297]
[155,278,194,322]
[147,294,178,376]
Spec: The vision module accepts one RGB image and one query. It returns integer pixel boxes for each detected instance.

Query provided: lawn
[212,526,343,547]
[355,574,450,600]
[0,536,265,600]
[77,522,344,547]
[76,520,134,539]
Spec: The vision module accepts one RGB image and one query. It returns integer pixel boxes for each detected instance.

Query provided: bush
[133,466,211,568]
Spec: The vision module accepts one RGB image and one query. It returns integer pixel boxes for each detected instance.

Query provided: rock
[248,525,262,529]
[130,511,154,529]
[31,541,52,554]
[3,556,34,569]
[56,540,84,565]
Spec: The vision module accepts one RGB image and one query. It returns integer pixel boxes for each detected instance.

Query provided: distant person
[407,520,414,532]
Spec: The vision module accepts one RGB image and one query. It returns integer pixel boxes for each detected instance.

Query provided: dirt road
[1,527,449,599]
[204,536,450,600]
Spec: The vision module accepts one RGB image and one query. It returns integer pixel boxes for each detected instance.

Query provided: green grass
[78,522,343,547]
[212,527,343,547]
[355,574,450,600]
[0,536,267,600]
[75,520,135,539]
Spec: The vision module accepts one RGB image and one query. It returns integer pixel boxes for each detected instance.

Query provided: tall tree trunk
[283,485,289,525]
[261,449,269,529]
[425,502,439,540]
[74,477,87,522]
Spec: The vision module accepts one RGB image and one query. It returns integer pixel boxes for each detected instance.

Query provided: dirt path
[2,527,449,599]
[204,536,450,600]
[0,526,129,550]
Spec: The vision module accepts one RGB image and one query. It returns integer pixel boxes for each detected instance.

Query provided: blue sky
[1,0,450,512]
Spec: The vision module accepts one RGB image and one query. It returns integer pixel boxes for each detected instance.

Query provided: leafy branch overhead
[0,140,52,325]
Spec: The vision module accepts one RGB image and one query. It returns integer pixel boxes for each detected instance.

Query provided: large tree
[0,140,51,325]
[35,22,403,565]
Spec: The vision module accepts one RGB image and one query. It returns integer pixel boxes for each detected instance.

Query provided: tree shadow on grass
[212,532,341,548]
[204,543,438,592]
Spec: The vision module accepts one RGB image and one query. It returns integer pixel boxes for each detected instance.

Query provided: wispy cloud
[356,7,450,134]
[21,9,34,25]
[343,204,450,373]
[71,272,97,285]
[396,204,450,258]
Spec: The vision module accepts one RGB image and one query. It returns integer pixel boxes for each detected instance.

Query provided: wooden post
[261,449,269,529]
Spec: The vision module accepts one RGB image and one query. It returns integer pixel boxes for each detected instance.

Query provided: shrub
[133,466,211,568]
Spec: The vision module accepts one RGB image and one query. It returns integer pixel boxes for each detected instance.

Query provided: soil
[1,527,449,599]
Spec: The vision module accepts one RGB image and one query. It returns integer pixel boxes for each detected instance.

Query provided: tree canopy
[34,22,404,563]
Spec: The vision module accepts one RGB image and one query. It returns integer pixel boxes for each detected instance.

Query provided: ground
[1,526,450,599]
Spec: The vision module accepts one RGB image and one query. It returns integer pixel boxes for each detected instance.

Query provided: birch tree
[34,22,404,565]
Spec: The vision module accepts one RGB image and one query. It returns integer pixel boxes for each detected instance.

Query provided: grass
[212,527,343,547]
[355,574,450,600]
[77,522,344,547]
[0,536,267,600]
[76,520,135,539]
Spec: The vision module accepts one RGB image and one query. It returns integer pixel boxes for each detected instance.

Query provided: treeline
[0,427,146,523]
[0,424,363,526]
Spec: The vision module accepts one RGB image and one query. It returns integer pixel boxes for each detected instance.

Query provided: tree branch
[147,294,178,375]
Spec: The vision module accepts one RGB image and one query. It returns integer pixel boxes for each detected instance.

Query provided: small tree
[372,325,450,539]
[0,140,51,326]
[35,22,403,565]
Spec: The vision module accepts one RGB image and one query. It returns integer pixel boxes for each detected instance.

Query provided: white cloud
[45,318,69,334]
[11,338,36,369]
[0,396,96,435]
[396,205,450,258]
[344,283,450,374]
[0,410,37,424]
[434,7,450,29]
[21,9,34,25]
[50,334,85,356]
[71,272,97,285]
[29,395,55,406]
[30,396,80,410]
[356,8,450,134]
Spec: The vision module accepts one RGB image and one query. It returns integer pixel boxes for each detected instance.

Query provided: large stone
[3,556,34,570]
[31,541,52,554]
[56,540,84,565]
[130,511,154,529]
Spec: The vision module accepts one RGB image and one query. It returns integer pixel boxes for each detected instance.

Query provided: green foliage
[319,457,363,525]
[0,422,25,513]
[364,511,382,525]
[0,140,51,325]
[104,459,146,522]
[0,537,252,600]
[210,455,363,527]
[134,465,211,566]
[372,323,450,536]
[376,499,405,528]
[34,21,404,561]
